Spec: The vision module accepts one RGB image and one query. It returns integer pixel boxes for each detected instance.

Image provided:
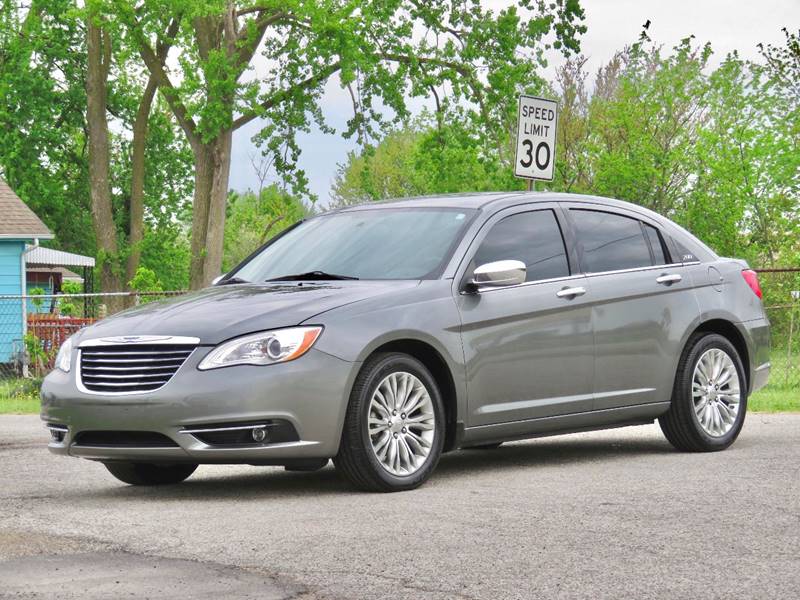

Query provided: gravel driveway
[1,414,798,599]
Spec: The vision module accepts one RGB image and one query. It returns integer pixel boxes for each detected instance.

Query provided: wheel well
[370,339,459,452]
[692,319,750,390]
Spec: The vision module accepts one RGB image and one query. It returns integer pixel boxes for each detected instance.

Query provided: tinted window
[473,210,570,282]
[644,224,667,265]
[235,208,474,281]
[571,210,652,273]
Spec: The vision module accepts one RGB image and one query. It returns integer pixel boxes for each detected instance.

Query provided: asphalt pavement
[1,413,798,599]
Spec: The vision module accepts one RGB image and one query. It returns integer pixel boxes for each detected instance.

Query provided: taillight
[741,269,762,299]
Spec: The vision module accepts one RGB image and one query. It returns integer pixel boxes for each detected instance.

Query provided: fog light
[251,427,267,443]
[47,424,67,443]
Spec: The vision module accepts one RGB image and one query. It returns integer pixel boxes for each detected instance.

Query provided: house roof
[27,266,84,282]
[0,178,53,239]
[25,245,95,268]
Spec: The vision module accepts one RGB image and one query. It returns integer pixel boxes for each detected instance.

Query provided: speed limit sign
[514,95,558,181]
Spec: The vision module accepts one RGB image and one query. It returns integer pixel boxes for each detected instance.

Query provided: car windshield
[233,207,475,281]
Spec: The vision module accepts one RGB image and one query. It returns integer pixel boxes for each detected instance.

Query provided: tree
[0,0,93,254]
[85,2,190,309]
[333,33,799,271]
[332,110,525,206]
[1,1,194,302]
[107,0,585,288]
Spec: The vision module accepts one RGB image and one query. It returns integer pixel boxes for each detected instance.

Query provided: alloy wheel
[367,371,436,476]
[692,348,741,437]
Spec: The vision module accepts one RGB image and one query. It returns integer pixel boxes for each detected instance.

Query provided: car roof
[329,191,717,260]
[332,191,661,217]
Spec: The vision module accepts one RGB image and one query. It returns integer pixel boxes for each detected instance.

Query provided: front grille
[73,431,179,447]
[79,344,195,393]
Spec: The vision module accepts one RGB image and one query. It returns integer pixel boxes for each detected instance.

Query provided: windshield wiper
[216,276,250,285]
[265,271,359,282]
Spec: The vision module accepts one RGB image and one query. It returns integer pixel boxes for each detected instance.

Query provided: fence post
[784,291,800,386]
[21,295,29,379]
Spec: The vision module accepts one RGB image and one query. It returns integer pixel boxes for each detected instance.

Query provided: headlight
[197,326,323,371]
[55,335,74,373]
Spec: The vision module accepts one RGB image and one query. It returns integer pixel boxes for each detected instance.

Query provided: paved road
[1,414,798,599]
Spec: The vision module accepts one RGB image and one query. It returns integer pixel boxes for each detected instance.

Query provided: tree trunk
[189,129,233,289]
[125,77,158,288]
[86,16,123,313]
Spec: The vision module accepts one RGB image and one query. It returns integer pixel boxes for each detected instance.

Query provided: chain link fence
[0,272,798,391]
[756,269,800,390]
[0,291,187,379]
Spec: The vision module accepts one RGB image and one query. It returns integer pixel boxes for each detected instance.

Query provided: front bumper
[40,347,358,463]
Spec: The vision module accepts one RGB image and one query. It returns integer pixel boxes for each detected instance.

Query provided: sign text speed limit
[514,95,558,181]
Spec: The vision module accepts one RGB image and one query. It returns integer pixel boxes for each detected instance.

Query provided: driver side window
[473,210,570,283]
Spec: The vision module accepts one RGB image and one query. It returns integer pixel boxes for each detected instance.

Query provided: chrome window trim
[464,273,585,295]
[463,261,700,295]
[583,261,699,279]
[79,335,200,348]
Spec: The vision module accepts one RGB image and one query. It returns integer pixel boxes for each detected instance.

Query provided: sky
[228,0,800,206]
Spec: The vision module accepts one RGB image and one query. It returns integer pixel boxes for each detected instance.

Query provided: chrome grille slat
[82,372,171,380]
[79,343,196,394]
[81,365,178,372]
[82,357,189,364]
[80,350,193,357]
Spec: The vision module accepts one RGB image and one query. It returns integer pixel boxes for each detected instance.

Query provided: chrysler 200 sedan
[41,192,771,492]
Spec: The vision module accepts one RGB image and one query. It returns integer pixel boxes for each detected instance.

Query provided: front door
[455,206,595,426]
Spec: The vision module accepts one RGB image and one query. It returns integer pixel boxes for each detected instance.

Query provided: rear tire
[103,462,197,485]
[334,352,445,492]
[659,333,747,452]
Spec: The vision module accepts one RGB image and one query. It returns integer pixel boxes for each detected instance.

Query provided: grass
[0,378,41,415]
[748,387,799,412]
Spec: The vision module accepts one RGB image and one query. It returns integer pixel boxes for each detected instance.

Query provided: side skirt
[458,401,670,448]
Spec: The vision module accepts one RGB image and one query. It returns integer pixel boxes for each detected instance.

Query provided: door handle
[656,273,682,285]
[556,286,586,299]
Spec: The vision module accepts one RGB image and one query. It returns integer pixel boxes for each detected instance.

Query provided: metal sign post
[514,95,558,187]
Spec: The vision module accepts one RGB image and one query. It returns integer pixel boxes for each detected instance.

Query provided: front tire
[334,352,445,492]
[659,333,747,452]
[103,462,197,486]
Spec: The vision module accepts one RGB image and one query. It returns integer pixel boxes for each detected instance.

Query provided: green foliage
[139,224,191,291]
[128,266,163,293]
[58,280,82,316]
[28,287,45,310]
[0,0,194,288]
[335,35,800,272]
[223,186,310,271]
[61,280,83,294]
[23,332,52,376]
[104,0,585,197]
[0,0,93,255]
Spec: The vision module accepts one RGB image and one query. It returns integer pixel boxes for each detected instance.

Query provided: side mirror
[211,274,226,286]
[468,260,526,291]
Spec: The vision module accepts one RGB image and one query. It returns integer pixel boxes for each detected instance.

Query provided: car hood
[78,281,419,345]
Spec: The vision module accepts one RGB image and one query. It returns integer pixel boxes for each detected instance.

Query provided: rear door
[564,205,698,409]
[455,204,595,426]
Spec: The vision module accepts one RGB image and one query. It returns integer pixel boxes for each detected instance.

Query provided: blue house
[0,178,53,365]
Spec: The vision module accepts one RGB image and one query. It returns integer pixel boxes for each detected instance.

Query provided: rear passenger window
[473,210,570,282]
[570,209,652,273]
[644,224,668,265]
